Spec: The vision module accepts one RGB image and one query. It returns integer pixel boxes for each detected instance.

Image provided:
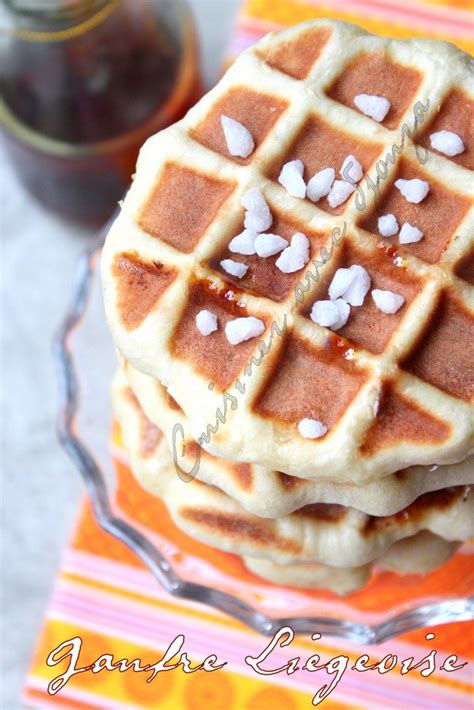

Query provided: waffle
[244,556,373,594]
[112,370,473,568]
[123,358,474,518]
[102,19,474,483]
[243,531,459,592]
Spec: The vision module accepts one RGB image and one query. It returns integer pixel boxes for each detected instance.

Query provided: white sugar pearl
[430,130,465,157]
[310,300,340,327]
[241,187,267,213]
[395,178,429,204]
[312,297,350,330]
[298,418,328,439]
[371,289,405,314]
[327,180,356,208]
[196,310,218,336]
[220,259,248,278]
[275,246,306,273]
[331,298,351,330]
[291,232,310,258]
[342,265,371,307]
[244,209,272,233]
[340,154,363,184]
[399,223,424,244]
[306,167,335,203]
[378,214,399,237]
[225,317,265,345]
[228,229,258,255]
[221,115,255,158]
[354,94,391,122]
[275,233,310,274]
[255,233,288,257]
[328,268,356,300]
[328,265,370,307]
[242,187,273,233]
[278,160,306,199]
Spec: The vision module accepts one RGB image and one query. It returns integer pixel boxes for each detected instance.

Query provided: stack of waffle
[102,19,474,594]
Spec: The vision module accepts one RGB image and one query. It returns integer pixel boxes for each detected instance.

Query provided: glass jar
[0,0,200,225]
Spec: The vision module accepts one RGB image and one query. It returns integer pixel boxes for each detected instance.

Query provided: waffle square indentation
[258,26,331,80]
[417,89,474,170]
[359,158,472,264]
[360,383,451,456]
[171,280,268,389]
[209,208,329,302]
[112,252,177,331]
[269,115,382,214]
[253,333,368,430]
[301,241,423,354]
[137,163,235,253]
[327,53,422,130]
[455,247,474,286]
[402,293,474,402]
[190,87,288,164]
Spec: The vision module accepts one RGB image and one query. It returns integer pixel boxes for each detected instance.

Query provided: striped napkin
[24,422,473,708]
[24,1,473,707]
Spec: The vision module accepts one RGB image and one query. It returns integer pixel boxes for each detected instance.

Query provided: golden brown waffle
[243,556,373,594]
[243,531,459,592]
[102,19,474,483]
[112,370,473,569]
[123,358,474,518]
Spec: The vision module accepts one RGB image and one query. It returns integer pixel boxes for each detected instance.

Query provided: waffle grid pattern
[123,358,474,519]
[112,370,472,570]
[102,20,473,483]
[114,370,463,593]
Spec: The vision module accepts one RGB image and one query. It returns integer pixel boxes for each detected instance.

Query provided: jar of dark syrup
[0,1,200,225]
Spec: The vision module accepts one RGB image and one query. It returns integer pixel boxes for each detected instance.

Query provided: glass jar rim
[1,0,122,41]
[0,3,197,155]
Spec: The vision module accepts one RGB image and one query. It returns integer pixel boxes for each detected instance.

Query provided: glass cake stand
[54,225,474,644]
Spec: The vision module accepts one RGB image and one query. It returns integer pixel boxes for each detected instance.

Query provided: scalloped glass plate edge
[53,227,474,644]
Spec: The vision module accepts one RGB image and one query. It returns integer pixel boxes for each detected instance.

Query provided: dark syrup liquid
[0,1,199,225]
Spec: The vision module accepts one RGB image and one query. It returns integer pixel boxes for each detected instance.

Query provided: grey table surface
[1,1,240,706]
